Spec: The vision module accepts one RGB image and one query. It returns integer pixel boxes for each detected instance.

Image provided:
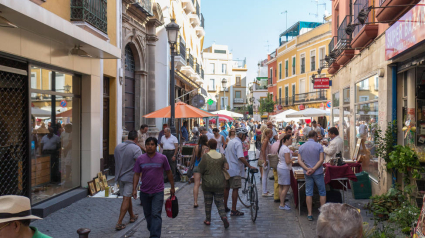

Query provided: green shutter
[279,64,282,79]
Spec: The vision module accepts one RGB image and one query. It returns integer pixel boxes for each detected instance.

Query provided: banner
[313,78,330,89]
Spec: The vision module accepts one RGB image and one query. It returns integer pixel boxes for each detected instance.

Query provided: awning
[286,108,330,118]
[0,0,120,59]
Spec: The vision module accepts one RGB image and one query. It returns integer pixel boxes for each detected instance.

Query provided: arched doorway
[125,44,136,131]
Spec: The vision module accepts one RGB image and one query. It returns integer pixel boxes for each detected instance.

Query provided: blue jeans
[140,191,164,238]
[305,173,326,197]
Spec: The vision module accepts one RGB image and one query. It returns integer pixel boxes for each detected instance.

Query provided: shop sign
[313,78,330,89]
[278,105,282,110]
[385,0,425,60]
[60,100,67,108]
[299,104,305,110]
[326,101,331,108]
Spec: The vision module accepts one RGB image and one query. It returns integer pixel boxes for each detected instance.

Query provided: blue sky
[202,0,330,84]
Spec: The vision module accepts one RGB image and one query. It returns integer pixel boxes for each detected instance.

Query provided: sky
[202,0,330,84]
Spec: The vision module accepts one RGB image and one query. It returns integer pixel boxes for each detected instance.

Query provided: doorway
[124,45,136,131]
[102,77,110,174]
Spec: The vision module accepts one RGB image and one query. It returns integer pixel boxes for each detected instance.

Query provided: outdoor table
[290,167,304,216]
[323,162,362,203]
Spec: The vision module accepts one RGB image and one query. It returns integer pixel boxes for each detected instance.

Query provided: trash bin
[350,171,372,199]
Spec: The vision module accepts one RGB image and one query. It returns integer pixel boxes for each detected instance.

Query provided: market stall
[210,110,244,118]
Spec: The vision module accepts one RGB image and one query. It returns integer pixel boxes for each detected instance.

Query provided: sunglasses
[0,222,10,231]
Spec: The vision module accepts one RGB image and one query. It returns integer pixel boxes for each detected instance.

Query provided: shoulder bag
[268,154,279,170]
[222,154,230,180]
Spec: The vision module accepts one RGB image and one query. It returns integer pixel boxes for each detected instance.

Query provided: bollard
[77,228,91,238]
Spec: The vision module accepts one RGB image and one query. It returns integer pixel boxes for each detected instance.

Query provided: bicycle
[238,158,259,222]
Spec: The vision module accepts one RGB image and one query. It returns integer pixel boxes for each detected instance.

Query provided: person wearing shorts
[298,131,326,221]
[277,134,295,210]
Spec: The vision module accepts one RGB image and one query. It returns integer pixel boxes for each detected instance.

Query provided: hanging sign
[313,78,330,89]
[207,99,214,106]
[60,100,67,108]
[326,101,331,108]
[299,104,305,110]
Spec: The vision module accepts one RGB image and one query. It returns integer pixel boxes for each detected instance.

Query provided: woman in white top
[212,128,226,153]
[277,134,296,210]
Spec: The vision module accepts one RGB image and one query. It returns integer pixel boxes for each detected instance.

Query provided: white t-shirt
[225,137,245,177]
[206,132,214,141]
[278,144,292,170]
[160,135,178,150]
[303,126,311,135]
[359,124,367,136]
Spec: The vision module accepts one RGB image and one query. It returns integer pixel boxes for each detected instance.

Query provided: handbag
[187,164,194,179]
[268,154,279,170]
[165,195,179,218]
[257,159,264,167]
[221,154,230,180]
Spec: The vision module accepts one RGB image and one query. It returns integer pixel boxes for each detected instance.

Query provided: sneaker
[279,205,291,210]
[262,192,273,197]
[307,215,314,221]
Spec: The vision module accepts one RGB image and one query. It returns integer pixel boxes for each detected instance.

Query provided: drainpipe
[391,65,397,186]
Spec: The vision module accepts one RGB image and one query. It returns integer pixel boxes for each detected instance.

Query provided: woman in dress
[225,128,236,144]
[277,134,295,210]
[212,128,225,153]
[256,124,266,180]
[260,128,273,197]
[198,139,229,228]
[190,135,209,207]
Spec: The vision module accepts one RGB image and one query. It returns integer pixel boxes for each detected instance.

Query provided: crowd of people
[111,118,350,238]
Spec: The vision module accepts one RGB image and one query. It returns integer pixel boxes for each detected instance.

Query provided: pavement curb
[120,181,190,238]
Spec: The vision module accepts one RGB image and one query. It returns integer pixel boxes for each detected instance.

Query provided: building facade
[0,0,122,215]
[274,21,332,122]
[267,50,277,102]
[327,0,424,195]
[203,44,247,111]
[252,59,269,121]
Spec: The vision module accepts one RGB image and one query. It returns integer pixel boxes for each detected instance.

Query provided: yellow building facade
[275,21,332,113]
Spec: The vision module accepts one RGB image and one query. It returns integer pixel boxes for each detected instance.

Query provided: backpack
[165,195,179,218]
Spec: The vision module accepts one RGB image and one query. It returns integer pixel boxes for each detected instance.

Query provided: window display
[30,66,80,204]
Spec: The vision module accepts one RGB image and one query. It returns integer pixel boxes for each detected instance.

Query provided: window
[235,91,241,98]
[300,55,305,74]
[359,96,369,102]
[343,87,350,104]
[332,92,340,128]
[221,97,227,109]
[319,47,325,68]
[56,73,65,92]
[209,79,215,91]
[359,79,369,90]
[292,57,296,75]
[310,50,316,71]
[285,60,289,77]
[209,63,215,74]
[279,63,282,79]
[284,86,289,105]
[299,79,305,93]
[236,76,241,86]
[292,84,296,97]
[222,64,227,74]
[31,73,37,98]
[214,49,226,54]
[278,88,282,104]
[374,76,379,90]
[270,68,273,84]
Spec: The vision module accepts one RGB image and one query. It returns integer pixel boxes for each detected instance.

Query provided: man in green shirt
[0,195,51,238]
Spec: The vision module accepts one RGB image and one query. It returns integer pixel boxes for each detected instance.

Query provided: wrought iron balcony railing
[294,90,328,103]
[283,96,294,106]
[177,36,186,60]
[301,63,305,74]
[187,54,194,68]
[234,98,244,103]
[201,68,204,79]
[133,0,153,16]
[353,0,369,39]
[268,77,273,85]
[200,13,205,28]
[336,15,351,50]
[329,36,335,54]
[71,0,107,34]
[196,0,200,18]
[196,63,200,75]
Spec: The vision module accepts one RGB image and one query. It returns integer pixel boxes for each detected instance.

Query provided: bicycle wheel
[238,177,251,208]
[250,184,259,222]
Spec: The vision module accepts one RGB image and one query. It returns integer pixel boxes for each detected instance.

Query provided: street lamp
[165,19,180,136]
[64,84,71,93]
[221,78,227,110]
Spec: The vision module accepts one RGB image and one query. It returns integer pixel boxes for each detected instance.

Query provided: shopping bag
[165,195,179,218]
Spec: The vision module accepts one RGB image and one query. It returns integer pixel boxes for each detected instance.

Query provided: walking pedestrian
[225,128,236,144]
[224,127,256,216]
[277,134,295,210]
[138,124,149,153]
[190,135,209,208]
[0,195,52,238]
[133,137,175,238]
[114,130,141,230]
[298,131,326,221]
[198,139,230,228]
[157,124,167,144]
[200,126,214,141]
[260,128,273,197]
[255,124,265,180]
[267,121,278,144]
[160,128,179,182]
[219,125,228,141]
[181,121,189,142]
[212,128,225,153]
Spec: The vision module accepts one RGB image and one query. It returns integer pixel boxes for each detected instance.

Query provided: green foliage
[258,93,275,116]
[387,145,424,184]
[367,188,406,220]
[388,202,420,235]
[374,120,397,164]
[363,222,396,238]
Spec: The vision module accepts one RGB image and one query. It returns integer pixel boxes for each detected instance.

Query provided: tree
[259,93,275,116]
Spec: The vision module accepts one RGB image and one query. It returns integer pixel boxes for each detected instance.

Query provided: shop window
[332,92,340,128]
[30,66,80,204]
[343,87,350,105]
[356,77,377,102]
[343,107,351,159]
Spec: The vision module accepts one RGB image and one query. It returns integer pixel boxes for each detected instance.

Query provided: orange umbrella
[143,102,216,118]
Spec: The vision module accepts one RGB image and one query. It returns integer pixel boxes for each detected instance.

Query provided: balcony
[181,50,196,76]
[175,35,187,68]
[201,68,204,79]
[187,54,194,68]
[196,63,200,75]
[283,96,295,106]
[71,0,108,34]
[335,16,354,66]
[376,0,420,24]
[268,78,273,86]
[189,12,201,27]
[181,0,196,14]
[294,90,328,103]
[234,98,244,104]
[200,13,205,28]
[328,37,340,74]
[351,0,379,49]
[132,0,153,16]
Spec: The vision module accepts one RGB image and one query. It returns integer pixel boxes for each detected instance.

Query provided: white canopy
[271,109,309,122]
[210,110,244,118]
[286,108,330,118]
[31,108,51,117]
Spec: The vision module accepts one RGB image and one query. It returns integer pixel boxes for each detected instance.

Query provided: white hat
[0,195,42,223]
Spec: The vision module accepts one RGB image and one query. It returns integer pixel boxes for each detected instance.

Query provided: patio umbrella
[31,108,51,117]
[143,102,215,118]
[56,109,72,117]
[209,117,228,124]
[217,114,234,121]
[286,108,330,118]
[210,110,243,118]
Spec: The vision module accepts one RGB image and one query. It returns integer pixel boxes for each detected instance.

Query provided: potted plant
[387,145,424,185]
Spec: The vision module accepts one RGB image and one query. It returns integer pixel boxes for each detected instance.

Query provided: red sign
[299,104,305,110]
[278,105,282,110]
[31,103,34,107]
[385,1,425,60]
[313,78,330,89]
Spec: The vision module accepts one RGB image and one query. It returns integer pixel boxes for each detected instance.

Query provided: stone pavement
[32,149,370,238]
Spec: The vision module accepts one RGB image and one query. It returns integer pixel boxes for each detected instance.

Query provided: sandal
[221,217,229,229]
[203,220,211,225]
[130,214,139,223]
[194,204,199,208]
[225,207,231,213]
[230,210,244,216]
[115,223,126,231]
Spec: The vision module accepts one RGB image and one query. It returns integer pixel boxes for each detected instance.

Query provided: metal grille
[125,45,135,72]
[71,0,108,34]
[0,68,29,197]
